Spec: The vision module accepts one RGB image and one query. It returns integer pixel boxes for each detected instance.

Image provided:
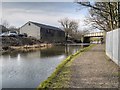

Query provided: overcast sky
[1,2,90,30]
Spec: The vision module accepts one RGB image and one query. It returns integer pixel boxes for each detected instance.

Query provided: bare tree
[77,2,119,32]
[73,31,83,40]
[2,20,9,28]
[9,26,17,31]
[1,20,19,33]
[9,26,19,33]
[58,18,79,42]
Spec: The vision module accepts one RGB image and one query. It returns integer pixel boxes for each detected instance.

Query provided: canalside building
[20,21,65,43]
[0,25,9,33]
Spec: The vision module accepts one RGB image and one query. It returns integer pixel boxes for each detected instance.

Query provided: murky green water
[1,45,85,88]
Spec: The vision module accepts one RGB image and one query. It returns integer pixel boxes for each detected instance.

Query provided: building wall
[20,22,65,43]
[106,28,120,66]
[40,27,65,43]
[20,22,40,39]
[0,26,9,33]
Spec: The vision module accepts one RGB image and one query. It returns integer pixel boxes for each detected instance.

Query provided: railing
[106,28,120,66]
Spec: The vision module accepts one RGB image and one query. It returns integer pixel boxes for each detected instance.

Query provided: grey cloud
[2,2,89,30]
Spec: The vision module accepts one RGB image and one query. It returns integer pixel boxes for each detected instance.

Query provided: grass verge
[37,44,95,89]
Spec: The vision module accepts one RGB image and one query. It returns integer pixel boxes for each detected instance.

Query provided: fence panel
[106,28,120,66]
[118,29,120,65]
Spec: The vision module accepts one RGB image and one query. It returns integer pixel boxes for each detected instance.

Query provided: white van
[7,31,18,37]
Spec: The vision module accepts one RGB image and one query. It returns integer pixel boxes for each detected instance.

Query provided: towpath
[69,44,119,88]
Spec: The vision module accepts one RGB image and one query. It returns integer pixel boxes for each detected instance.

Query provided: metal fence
[106,28,120,66]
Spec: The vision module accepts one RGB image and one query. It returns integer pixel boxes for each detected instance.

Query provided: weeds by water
[37,44,95,89]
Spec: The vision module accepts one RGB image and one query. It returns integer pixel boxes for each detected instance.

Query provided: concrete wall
[106,28,120,66]
[20,22,40,39]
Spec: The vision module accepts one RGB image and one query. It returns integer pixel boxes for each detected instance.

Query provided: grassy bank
[37,44,95,89]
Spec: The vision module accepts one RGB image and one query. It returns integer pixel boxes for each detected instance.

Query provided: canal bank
[38,44,119,88]
[38,44,95,88]
[1,43,53,54]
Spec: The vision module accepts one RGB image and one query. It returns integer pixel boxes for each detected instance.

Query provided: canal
[1,45,85,88]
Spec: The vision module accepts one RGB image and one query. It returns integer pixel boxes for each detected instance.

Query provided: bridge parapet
[84,32,104,37]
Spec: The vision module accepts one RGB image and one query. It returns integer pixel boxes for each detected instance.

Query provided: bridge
[83,32,104,43]
[84,32,104,37]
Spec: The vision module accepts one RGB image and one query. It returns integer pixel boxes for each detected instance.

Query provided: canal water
[1,45,84,88]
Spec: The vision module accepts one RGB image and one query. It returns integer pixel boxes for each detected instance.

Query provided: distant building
[20,21,65,43]
[0,25,9,33]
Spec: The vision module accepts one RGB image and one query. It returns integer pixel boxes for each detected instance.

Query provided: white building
[20,21,65,43]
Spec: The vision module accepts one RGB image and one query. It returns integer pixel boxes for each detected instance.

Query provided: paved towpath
[69,44,119,88]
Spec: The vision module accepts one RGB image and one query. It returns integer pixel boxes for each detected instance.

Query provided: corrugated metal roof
[30,21,62,31]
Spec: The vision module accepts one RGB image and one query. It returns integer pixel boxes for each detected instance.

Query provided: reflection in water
[1,45,85,88]
[17,54,21,61]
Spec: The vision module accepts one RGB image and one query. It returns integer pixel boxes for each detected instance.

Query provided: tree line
[58,2,119,42]
[77,2,119,32]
